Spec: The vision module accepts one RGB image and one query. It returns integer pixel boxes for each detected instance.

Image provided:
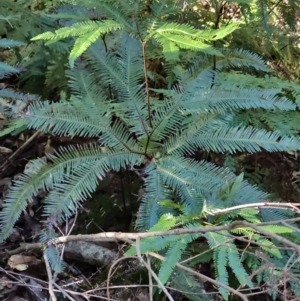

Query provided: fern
[1,1,300,300]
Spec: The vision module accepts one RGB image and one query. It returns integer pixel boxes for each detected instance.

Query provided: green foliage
[0,0,71,97]
[1,0,300,300]
[0,36,31,136]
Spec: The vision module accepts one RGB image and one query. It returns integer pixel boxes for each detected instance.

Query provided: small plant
[1,1,300,300]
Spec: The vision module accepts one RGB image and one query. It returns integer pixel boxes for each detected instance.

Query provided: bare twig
[147,255,153,301]
[211,202,300,215]
[0,131,41,173]
[106,256,137,301]
[43,253,57,301]
[3,217,300,257]
[136,238,174,301]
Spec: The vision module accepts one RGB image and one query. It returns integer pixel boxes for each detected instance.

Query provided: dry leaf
[0,146,13,154]
[0,276,13,288]
[8,255,38,271]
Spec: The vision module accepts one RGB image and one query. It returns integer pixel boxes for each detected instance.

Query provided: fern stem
[212,1,225,71]
[101,35,113,100]
[142,41,152,128]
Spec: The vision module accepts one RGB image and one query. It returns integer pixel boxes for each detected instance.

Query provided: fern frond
[178,126,300,155]
[32,20,123,41]
[0,118,27,137]
[101,120,144,153]
[159,239,188,284]
[149,101,183,140]
[258,225,294,234]
[0,39,24,48]
[180,87,295,114]
[216,49,271,72]
[43,147,143,220]
[253,235,282,258]
[73,0,135,29]
[0,157,54,241]
[171,268,211,301]
[87,39,149,136]
[113,35,149,136]
[199,22,241,41]
[149,213,178,232]
[228,181,268,206]
[149,22,202,38]
[227,243,253,287]
[206,232,230,300]
[66,68,109,120]
[136,163,170,230]
[32,20,124,67]
[158,156,235,193]
[26,100,110,137]
[0,62,20,78]
[0,88,38,102]
[154,33,222,58]
[163,113,234,156]
[0,146,143,241]
[40,228,65,272]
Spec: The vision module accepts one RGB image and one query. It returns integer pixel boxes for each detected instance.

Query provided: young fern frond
[32,20,124,67]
